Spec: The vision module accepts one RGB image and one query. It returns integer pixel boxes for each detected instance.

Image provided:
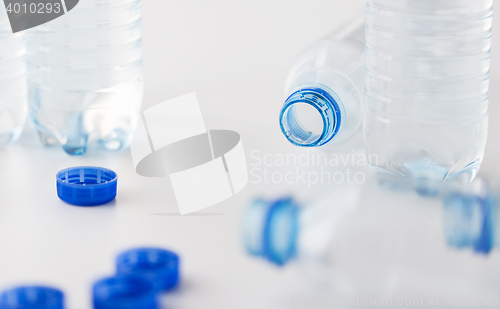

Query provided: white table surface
[1,1,499,308]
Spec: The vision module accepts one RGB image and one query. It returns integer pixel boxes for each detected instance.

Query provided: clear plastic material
[280,14,365,151]
[0,5,27,146]
[26,0,143,155]
[364,0,492,195]
[244,182,500,306]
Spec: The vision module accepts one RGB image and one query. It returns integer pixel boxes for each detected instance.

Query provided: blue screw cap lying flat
[56,166,117,206]
[93,275,157,309]
[116,248,180,292]
[0,286,64,309]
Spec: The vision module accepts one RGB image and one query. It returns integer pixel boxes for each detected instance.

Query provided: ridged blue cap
[0,286,64,309]
[93,275,157,309]
[56,166,117,206]
[116,248,180,292]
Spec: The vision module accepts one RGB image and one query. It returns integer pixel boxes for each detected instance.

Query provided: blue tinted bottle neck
[279,83,344,147]
[443,191,498,254]
[244,198,301,266]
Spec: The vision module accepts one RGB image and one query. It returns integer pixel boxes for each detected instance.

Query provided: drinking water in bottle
[27,0,143,155]
[279,15,365,152]
[364,0,492,195]
[243,183,500,307]
[0,5,26,145]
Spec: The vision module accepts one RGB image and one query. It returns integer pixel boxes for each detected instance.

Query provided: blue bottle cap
[116,248,180,292]
[93,275,157,309]
[0,286,64,309]
[56,166,117,206]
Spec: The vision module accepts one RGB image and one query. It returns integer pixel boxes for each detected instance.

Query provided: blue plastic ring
[116,248,180,292]
[0,286,64,309]
[56,166,117,206]
[280,85,343,147]
[262,198,299,266]
[93,275,157,309]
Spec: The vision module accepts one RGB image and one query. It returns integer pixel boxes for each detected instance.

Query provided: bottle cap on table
[93,275,157,309]
[116,248,180,292]
[56,166,117,206]
[0,286,64,309]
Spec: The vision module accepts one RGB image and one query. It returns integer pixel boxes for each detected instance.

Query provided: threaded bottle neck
[279,83,344,147]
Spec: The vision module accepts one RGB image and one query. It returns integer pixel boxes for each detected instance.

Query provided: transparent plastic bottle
[364,0,492,195]
[279,14,365,152]
[0,5,27,145]
[26,0,143,155]
[243,183,500,306]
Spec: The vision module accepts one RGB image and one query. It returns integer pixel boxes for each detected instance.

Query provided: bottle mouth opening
[279,83,344,147]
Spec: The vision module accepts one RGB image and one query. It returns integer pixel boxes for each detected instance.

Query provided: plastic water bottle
[26,0,143,155]
[279,15,365,151]
[364,0,492,195]
[243,184,500,305]
[0,5,26,145]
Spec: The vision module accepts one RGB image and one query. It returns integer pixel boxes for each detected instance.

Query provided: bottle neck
[443,191,497,254]
[279,83,344,147]
[244,197,300,266]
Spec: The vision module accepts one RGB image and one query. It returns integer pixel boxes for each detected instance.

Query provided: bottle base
[36,130,59,147]
[62,145,88,156]
[371,158,482,196]
[99,128,130,151]
[0,126,23,146]
[33,125,133,155]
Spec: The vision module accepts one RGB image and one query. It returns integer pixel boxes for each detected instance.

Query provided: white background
[0,0,499,308]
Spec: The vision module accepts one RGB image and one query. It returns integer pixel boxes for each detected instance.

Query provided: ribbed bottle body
[364,0,492,194]
[27,0,143,155]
